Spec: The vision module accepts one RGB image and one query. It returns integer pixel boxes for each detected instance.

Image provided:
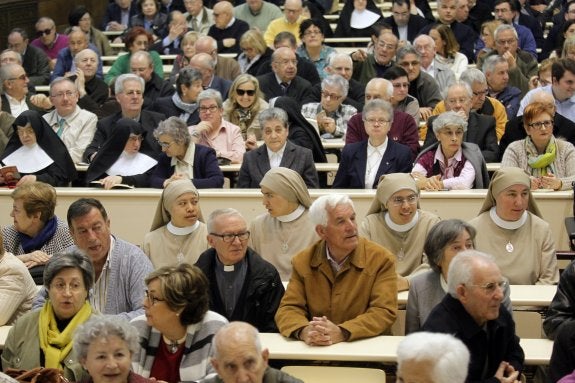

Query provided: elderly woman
[74,316,154,383]
[238,108,319,188]
[249,167,319,281]
[2,250,96,380]
[105,26,163,85]
[130,0,167,41]
[334,0,384,38]
[0,232,37,325]
[412,111,489,190]
[502,102,575,190]
[405,220,513,333]
[143,179,208,268]
[190,89,245,164]
[150,116,224,189]
[169,31,200,84]
[469,167,559,285]
[0,111,77,187]
[360,173,440,291]
[238,29,273,76]
[222,74,268,150]
[301,74,358,139]
[86,119,158,189]
[153,68,203,126]
[296,19,336,80]
[130,264,228,382]
[333,99,412,189]
[2,182,74,284]
[68,6,113,56]
[429,24,468,80]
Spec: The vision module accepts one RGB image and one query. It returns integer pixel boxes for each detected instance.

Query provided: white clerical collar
[167,220,200,235]
[440,274,448,292]
[276,205,305,223]
[489,207,528,230]
[350,9,380,29]
[384,211,419,233]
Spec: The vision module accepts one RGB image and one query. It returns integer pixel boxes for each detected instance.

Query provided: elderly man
[83,74,164,163]
[479,24,537,96]
[422,251,525,382]
[150,11,188,55]
[0,50,22,66]
[7,28,50,86]
[183,0,214,35]
[205,322,303,383]
[102,0,138,31]
[352,30,398,86]
[346,78,420,158]
[302,53,365,111]
[384,0,430,43]
[275,194,397,345]
[130,50,175,109]
[195,36,241,81]
[414,34,456,90]
[52,28,103,81]
[418,0,476,62]
[396,45,442,121]
[208,1,249,55]
[423,81,499,162]
[264,0,304,47]
[518,58,575,121]
[301,74,357,139]
[483,55,521,119]
[42,77,97,164]
[430,68,508,141]
[493,0,540,56]
[190,52,231,101]
[195,209,284,332]
[234,0,282,33]
[189,89,245,164]
[257,47,311,104]
[0,64,48,117]
[73,49,109,118]
[397,332,470,383]
[238,107,318,188]
[30,17,69,70]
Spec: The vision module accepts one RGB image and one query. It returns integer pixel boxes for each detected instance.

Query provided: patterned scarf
[525,136,557,177]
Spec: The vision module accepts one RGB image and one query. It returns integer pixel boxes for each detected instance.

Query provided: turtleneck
[167,220,200,235]
[384,211,420,233]
[489,207,528,230]
[276,205,305,223]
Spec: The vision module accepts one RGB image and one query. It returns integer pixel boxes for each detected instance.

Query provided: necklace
[489,208,528,253]
[163,333,186,354]
[275,206,306,254]
[384,212,419,261]
[167,221,199,264]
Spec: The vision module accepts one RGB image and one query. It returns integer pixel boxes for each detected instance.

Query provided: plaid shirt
[301,102,357,138]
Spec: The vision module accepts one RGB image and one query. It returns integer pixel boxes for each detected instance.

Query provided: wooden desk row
[0,189,571,252]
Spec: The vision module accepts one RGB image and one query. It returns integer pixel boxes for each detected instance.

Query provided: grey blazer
[237,141,319,188]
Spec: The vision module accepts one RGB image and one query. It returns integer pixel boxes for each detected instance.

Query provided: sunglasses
[36,28,53,37]
[236,89,256,96]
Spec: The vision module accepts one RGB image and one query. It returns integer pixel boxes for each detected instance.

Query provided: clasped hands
[298,316,347,346]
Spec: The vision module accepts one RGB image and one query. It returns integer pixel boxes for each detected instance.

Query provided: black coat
[151,96,200,126]
[256,55,321,86]
[257,73,311,105]
[302,79,366,112]
[384,14,430,43]
[143,73,176,110]
[195,247,285,333]
[77,76,110,119]
[207,19,250,55]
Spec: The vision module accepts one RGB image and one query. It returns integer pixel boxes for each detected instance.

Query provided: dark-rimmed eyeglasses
[528,120,553,130]
[210,231,250,243]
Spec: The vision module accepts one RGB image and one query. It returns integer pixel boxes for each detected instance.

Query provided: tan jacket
[275,237,398,341]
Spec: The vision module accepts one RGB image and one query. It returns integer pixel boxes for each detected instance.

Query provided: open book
[89,181,134,189]
[0,165,21,185]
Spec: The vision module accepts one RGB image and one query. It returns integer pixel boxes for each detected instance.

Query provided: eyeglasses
[50,91,76,99]
[210,231,250,243]
[236,89,256,96]
[158,140,175,148]
[321,91,342,100]
[9,74,27,81]
[390,194,418,207]
[51,281,84,293]
[528,120,553,130]
[199,105,219,113]
[365,118,390,125]
[469,280,507,294]
[144,290,165,305]
[472,89,488,96]
[36,27,54,37]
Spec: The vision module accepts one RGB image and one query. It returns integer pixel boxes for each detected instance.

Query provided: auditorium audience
[169,31,199,84]
[237,30,274,77]
[52,27,104,81]
[130,50,175,109]
[194,36,242,82]
[0,64,50,117]
[207,1,249,55]
[296,19,336,80]
[7,28,50,86]
[469,167,559,285]
[195,208,284,332]
[144,179,208,268]
[130,0,168,41]
[154,68,202,126]
[334,0,384,39]
[352,30,399,86]
[68,6,113,56]
[73,49,110,119]
[189,53,231,101]
[381,65,421,125]
[360,173,440,291]
[1,250,96,381]
[263,0,304,47]
[428,23,469,79]
[30,17,69,71]
[150,11,188,55]
[130,263,228,382]
[102,0,138,32]
[182,0,214,35]
[413,34,456,90]
[85,119,157,188]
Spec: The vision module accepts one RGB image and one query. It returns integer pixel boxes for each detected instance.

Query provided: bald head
[365,78,393,102]
[195,35,218,55]
[213,1,234,28]
[68,27,88,56]
[74,48,99,78]
[284,0,303,23]
[531,90,556,110]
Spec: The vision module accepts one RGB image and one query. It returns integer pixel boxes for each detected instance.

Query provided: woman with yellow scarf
[502,101,575,190]
[1,250,96,381]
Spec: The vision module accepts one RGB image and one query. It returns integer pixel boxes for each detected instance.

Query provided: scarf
[172,93,197,115]
[19,216,58,253]
[525,136,557,177]
[38,301,92,370]
[235,108,252,136]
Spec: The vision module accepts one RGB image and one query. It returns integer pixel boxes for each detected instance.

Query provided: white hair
[447,250,496,297]
[309,194,354,227]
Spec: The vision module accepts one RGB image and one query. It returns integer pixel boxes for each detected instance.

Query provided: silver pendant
[281,242,289,254]
[397,248,405,261]
[505,242,514,253]
[177,252,184,264]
